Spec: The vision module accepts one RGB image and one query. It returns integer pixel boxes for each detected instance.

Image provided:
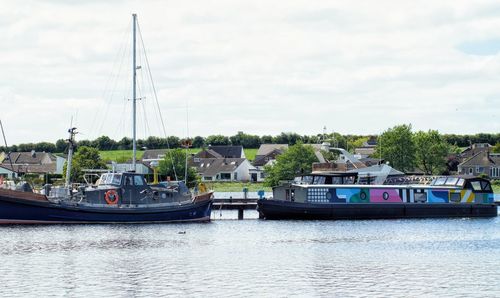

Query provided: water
[0,211,499,297]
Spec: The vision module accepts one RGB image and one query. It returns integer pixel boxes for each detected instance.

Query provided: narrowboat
[257,169,497,220]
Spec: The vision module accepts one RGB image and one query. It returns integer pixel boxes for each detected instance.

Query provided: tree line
[1,131,499,153]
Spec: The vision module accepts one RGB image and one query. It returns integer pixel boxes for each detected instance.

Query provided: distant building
[190,158,254,182]
[253,144,288,167]
[195,145,245,159]
[459,143,492,160]
[0,151,66,177]
[458,151,500,179]
[354,137,377,159]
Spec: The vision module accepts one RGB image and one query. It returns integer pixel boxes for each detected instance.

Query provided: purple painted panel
[370,189,402,203]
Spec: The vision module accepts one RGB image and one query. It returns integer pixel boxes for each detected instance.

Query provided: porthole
[383,192,389,200]
[360,191,367,200]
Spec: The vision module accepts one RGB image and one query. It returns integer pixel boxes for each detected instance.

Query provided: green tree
[192,136,205,148]
[264,143,318,187]
[55,139,67,152]
[493,143,500,153]
[375,124,415,173]
[159,148,198,187]
[414,130,449,174]
[347,136,369,153]
[206,135,230,146]
[63,146,107,183]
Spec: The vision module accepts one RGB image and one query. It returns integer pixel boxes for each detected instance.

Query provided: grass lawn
[100,148,259,162]
[243,148,258,161]
[99,150,144,163]
[205,182,271,192]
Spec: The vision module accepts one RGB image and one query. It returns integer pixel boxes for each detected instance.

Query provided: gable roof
[142,149,168,160]
[195,149,223,159]
[0,163,57,174]
[207,146,244,158]
[191,158,247,177]
[256,144,288,156]
[1,152,55,165]
[459,151,499,167]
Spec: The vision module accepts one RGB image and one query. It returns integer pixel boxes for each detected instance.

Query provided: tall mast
[132,13,137,171]
[65,127,77,191]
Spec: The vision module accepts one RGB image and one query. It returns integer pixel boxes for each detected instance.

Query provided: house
[459,143,491,160]
[250,144,289,182]
[190,158,254,182]
[142,149,168,161]
[0,164,17,179]
[253,144,288,167]
[0,151,66,176]
[354,137,377,159]
[458,151,500,179]
[195,145,245,159]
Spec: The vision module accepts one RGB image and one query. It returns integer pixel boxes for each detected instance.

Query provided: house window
[260,172,265,178]
[469,168,473,175]
[234,172,238,180]
[204,176,212,181]
[220,173,231,180]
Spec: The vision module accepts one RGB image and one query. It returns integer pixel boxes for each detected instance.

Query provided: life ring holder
[105,189,119,205]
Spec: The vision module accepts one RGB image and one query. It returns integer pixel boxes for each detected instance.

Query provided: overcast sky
[1,0,499,145]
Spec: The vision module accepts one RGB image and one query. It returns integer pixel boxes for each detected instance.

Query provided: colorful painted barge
[257,173,497,219]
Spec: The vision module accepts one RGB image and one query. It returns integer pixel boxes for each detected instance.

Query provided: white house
[191,158,254,182]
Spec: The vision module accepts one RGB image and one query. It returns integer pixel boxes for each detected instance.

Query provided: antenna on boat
[132,13,138,172]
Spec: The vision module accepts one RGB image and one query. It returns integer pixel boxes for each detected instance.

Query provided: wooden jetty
[212,198,257,220]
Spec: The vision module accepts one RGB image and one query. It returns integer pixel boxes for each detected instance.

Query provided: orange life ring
[105,189,119,205]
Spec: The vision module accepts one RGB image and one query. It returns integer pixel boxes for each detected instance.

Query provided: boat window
[111,174,122,186]
[444,177,458,186]
[313,176,325,185]
[470,181,482,191]
[102,174,113,185]
[480,181,492,191]
[124,176,133,186]
[331,176,342,184]
[134,175,145,186]
[433,177,447,186]
[344,176,355,184]
[294,177,302,183]
[99,174,108,185]
[456,178,465,187]
[302,176,313,184]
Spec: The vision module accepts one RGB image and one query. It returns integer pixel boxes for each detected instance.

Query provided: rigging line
[0,120,15,175]
[137,21,178,181]
[137,43,151,138]
[90,18,132,138]
[96,30,132,139]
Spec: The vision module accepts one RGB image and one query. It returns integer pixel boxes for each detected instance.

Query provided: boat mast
[65,127,77,191]
[132,13,137,171]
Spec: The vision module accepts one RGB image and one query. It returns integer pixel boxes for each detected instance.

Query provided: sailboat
[0,14,213,224]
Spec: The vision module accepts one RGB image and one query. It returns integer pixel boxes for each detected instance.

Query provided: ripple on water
[0,214,498,297]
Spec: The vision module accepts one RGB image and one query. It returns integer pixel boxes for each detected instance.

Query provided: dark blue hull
[0,192,212,224]
[257,200,498,220]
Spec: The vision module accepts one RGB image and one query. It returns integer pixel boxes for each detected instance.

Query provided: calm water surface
[0,211,499,297]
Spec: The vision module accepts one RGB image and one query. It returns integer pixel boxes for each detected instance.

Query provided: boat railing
[383,176,437,185]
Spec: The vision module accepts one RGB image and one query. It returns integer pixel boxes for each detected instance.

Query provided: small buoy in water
[178,231,186,234]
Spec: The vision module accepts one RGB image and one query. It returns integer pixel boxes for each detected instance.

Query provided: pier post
[238,207,244,220]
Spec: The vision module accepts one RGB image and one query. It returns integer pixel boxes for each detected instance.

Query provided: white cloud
[0,0,499,145]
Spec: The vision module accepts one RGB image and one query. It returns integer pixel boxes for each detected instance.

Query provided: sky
[1,0,499,145]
